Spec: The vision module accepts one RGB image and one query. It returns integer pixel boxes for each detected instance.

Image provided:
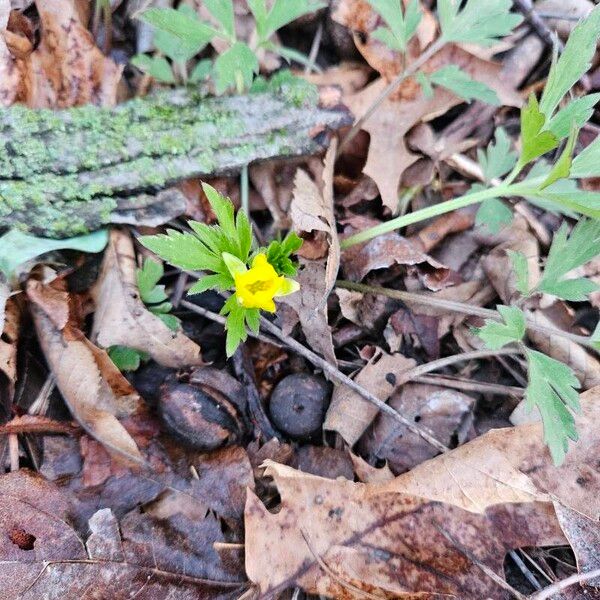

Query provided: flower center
[246,279,274,294]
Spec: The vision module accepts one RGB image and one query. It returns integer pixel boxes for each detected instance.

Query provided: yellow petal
[275,278,300,297]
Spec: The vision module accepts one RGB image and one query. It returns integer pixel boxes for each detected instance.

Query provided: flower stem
[340,184,507,249]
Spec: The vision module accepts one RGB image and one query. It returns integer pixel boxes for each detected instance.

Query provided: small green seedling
[140,183,301,357]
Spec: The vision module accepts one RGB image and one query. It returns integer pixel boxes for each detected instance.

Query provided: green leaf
[530,190,600,220]
[221,296,248,357]
[138,7,219,51]
[535,219,600,301]
[525,349,580,466]
[266,232,303,276]
[189,59,213,83]
[263,0,326,40]
[546,94,600,140]
[476,305,526,350]
[539,6,600,118]
[540,126,578,189]
[518,94,559,167]
[245,308,261,334]
[437,0,523,46]
[368,0,421,52]
[415,71,434,99]
[214,42,259,93]
[475,198,513,234]
[188,272,233,294]
[204,0,235,39]
[130,54,175,83]
[156,312,181,331]
[429,65,499,105]
[139,230,222,272]
[508,250,530,296]
[153,4,202,63]
[571,135,600,178]
[477,127,517,181]
[109,346,145,372]
[137,258,164,300]
[0,229,108,278]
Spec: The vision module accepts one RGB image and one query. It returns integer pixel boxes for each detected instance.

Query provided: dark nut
[159,367,247,451]
[269,373,331,439]
[130,362,175,406]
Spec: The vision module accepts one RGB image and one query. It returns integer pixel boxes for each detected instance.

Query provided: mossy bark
[0,87,350,238]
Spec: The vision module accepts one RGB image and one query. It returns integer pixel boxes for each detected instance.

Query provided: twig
[335,281,597,351]
[305,22,323,74]
[509,550,543,592]
[413,374,524,397]
[529,568,600,600]
[512,0,564,50]
[337,37,446,156]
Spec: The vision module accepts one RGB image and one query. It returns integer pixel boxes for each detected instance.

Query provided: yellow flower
[223,253,299,313]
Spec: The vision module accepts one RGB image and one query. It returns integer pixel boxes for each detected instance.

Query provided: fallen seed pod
[159,367,247,451]
[269,373,331,440]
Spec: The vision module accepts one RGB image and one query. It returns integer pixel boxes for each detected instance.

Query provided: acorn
[269,373,331,440]
[159,367,247,451]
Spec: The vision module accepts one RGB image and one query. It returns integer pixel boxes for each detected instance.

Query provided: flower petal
[275,278,300,297]
[222,252,247,277]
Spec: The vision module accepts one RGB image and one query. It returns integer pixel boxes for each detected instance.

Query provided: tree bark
[0,86,351,237]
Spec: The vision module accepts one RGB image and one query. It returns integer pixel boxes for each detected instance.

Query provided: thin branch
[413,375,524,397]
[512,0,564,50]
[529,568,600,600]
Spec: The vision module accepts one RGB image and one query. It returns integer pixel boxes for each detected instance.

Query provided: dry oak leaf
[245,460,565,599]
[1,0,121,108]
[324,348,416,445]
[344,46,521,212]
[0,470,246,599]
[91,229,203,369]
[0,296,19,403]
[27,279,144,465]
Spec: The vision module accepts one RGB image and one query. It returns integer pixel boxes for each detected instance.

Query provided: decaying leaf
[0,297,19,405]
[27,278,144,464]
[0,0,121,108]
[246,386,600,597]
[0,470,247,599]
[281,143,339,365]
[91,230,203,369]
[323,348,416,445]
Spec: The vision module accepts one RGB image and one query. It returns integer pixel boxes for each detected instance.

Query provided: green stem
[340,184,508,249]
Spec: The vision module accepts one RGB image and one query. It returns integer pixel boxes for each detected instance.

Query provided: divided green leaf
[546,94,600,140]
[429,65,500,105]
[153,4,203,63]
[508,250,530,296]
[477,127,517,182]
[130,54,175,83]
[540,125,578,189]
[539,5,600,118]
[476,305,526,350]
[571,135,600,178]
[266,232,303,276]
[437,0,523,46]
[204,0,235,39]
[535,219,600,300]
[525,349,580,466]
[518,94,559,168]
[475,197,513,234]
[368,0,421,52]
[214,41,259,94]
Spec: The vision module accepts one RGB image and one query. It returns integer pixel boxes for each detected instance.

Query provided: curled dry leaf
[246,386,600,597]
[0,470,247,599]
[91,229,202,369]
[27,278,144,465]
[0,297,19,405]
[281,142,339,365]
[323,348,416,445]
[0,0,121,108]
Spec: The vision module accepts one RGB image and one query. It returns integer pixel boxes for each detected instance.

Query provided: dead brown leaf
[91,229,203,369]
[323,348,416,445]
[0,297,19,404]
[27,278,144,465]
[0,0,121,108]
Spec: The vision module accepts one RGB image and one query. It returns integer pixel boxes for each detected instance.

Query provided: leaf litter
[1,0,600,598]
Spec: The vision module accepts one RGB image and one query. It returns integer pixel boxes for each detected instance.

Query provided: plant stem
[240,164,249,216]
[340,184,506,248]
[336,280,597,351]
[337,36,447,156]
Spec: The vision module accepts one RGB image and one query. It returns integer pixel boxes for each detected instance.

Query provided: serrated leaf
[137,258,164,299]
[154,4,202,63]
[188,272,234,295]
[130,55,175,83]
[189,59,213,83]
[508,250,530,296]
[221,296,248,357]
[139,230,222,272]
[368,0,421,52]
[475,198,513,234]
[214,42,258,94]
[429,65,499,105]
[139,7,219,51]
[109,346,145,372]
[571,135,600,178]
[415,71,434,99]
[530,189,600,220]
[518,94,559,167]
[539,6,600,118]
[477,127,517,181]
[204,0,235,39]
[525,349,580,466]
[245,308,261,334]
[264,0,326,40]
[437,0,523,46]
[266,232,302,276]
[535,219,600,300]
[476,304,526,350]
[546,94,600,140]
[540,126,578,189]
